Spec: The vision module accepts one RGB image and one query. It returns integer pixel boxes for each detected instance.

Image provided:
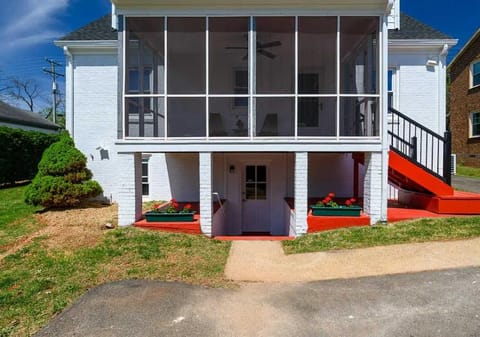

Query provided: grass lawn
[0,186,231,337]
[283,216,480,254]
[456,164,480,179]
[0,186,44,253]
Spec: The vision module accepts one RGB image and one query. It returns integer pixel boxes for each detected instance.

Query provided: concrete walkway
[452,175,480,193]
[225,238,480,282]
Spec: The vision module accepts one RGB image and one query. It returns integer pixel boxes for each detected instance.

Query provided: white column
[199,152,212,237]
[295,152,308,235]
[363,152,387,224]
[118,152,143,226]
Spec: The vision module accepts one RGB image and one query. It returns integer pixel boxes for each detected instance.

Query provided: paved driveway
[452,175,480,193]
[36,267,480,337]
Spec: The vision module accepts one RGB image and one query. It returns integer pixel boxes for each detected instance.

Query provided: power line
[43,58,64,124]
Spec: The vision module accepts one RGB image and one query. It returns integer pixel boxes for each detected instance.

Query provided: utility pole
[43,59,64,124]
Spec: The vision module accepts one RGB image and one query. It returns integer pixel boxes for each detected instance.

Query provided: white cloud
[0,0,69,51]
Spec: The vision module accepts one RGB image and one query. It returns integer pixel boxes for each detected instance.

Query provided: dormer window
[471,60,480,88]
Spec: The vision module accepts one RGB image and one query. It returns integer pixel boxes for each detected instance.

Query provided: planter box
[310,205,362,217]
[145,211,196,222]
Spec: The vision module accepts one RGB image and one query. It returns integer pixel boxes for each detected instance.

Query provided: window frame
[471,60,480,89]
[470,111,480,138]
[141,156,150,197]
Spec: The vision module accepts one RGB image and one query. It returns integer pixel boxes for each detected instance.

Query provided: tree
[1,76,41,112]
[25,133,103,208]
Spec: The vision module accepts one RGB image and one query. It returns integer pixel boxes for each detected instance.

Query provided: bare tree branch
[5,77,41,112]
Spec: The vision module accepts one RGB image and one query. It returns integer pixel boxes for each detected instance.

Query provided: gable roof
[58,12,452,42]
[0,101,60,131]
[59,15,117,41]
[389,13,453,40]
[448,28,480,68]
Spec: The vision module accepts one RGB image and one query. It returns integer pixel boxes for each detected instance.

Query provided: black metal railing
[388,107,451,185]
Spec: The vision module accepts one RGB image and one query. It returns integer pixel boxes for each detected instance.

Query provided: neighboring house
[0,100,60,134]
[56,0,471,237]
[449,29,480,167]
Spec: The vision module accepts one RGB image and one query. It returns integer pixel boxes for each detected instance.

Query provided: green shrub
[0,127,59,185]
[24,134,103,208]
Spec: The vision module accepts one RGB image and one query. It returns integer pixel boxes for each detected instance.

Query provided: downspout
[386,0,395,13]
[63,46,74,138]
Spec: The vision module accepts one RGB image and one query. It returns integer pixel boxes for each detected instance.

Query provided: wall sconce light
[426,59,438,67]
[229,165,235,174]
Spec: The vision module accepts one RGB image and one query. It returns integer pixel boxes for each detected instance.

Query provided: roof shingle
[0,101,60,131]
[389,13,453,40]
[58,12,453,42]
[59,15,117,41]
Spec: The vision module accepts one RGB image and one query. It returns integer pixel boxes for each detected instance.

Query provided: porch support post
[295,152,308,235]
[199,152,212,237]
[118,152,143,226]
[363,152,387,224]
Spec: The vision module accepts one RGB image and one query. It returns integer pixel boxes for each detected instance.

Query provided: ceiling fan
[225,40,282,60]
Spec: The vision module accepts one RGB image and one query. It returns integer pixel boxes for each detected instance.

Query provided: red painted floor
[134,214,201,234]
[135,205,479,237]
[387,207,466,222]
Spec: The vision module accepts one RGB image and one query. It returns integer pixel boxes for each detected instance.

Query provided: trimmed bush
[0,127,59,185]
[25,134,103,208]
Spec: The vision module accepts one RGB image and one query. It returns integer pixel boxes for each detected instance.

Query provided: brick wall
[449,33,480,167]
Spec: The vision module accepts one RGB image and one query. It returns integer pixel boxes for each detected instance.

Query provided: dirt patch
[34,201,118,250]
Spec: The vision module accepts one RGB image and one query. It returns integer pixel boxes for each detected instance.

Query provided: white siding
[308,153,361,198]
[389,51,445,134]
[164,153,199,201]
[72,53,120,202]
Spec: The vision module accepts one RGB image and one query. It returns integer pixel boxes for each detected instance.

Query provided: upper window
[471,60,480,88]
[471,112,480,138]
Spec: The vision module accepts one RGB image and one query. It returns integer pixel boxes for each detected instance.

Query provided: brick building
[449,29,480,167]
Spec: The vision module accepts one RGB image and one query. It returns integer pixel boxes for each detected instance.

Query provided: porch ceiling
[111,0,393,12]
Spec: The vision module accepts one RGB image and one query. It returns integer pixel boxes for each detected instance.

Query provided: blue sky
[0,0,478,111]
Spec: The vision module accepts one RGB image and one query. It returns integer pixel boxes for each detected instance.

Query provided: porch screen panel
[209,17,249,94]
[256,97,295,137]
[167,18,206,94]
[126,18,165,95]
[255,17,295,94]
[125,97,165,137]
[167,98,206,137]
[209,98,248,137]
[340,17,379,94]
[340,97,379,136]
[298,97,336,136]
[298,17,337,94]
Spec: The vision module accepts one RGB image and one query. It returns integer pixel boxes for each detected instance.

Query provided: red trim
[389,151,454,196]
[398,190,480,214]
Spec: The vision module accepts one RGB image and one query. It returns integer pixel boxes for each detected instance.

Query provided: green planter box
[310,205,362,217]
[145,211,196,222]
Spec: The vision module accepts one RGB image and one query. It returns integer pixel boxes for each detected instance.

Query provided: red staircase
[388,108,480,214]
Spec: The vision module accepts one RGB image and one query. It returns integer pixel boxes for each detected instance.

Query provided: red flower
[171,198,177,203]
[350,198,356,203]
[154,203,161,209]
[345,200,352,206]
[328,192,335,198]
[184,204,192,210]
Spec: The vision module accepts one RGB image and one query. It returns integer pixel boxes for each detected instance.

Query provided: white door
[242,164,270,233]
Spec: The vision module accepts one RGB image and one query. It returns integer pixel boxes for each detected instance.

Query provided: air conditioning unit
[451,154,457,175]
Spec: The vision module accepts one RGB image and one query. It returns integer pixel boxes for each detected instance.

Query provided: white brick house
[55,0,457,236]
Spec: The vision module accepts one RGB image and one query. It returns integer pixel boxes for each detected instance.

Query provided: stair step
[398,190,480,214]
